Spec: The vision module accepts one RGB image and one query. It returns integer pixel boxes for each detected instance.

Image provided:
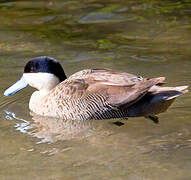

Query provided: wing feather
[50,69,165,108]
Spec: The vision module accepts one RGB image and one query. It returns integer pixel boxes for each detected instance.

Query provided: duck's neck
[29,90,50,114]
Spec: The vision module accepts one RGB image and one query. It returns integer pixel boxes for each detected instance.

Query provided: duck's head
[4,56,67,96]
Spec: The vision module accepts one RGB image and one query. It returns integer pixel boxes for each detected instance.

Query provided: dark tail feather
[127,85,188,119]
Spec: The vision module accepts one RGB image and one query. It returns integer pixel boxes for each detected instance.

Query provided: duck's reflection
[4,110,100,143]
[30,112,96,142]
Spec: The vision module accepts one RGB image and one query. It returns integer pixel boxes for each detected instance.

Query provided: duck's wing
[68,68,142,86]
[52,69,165,108]
[86,77,165,108]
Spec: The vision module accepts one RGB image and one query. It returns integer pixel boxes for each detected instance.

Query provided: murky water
[0,0,191,179]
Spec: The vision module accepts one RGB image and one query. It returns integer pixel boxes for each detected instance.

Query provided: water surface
[0,0,191,179]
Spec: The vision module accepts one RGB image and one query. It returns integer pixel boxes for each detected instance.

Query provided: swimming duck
[4,56,188,123]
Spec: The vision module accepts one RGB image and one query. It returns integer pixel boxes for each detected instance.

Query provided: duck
[4,56,188,123]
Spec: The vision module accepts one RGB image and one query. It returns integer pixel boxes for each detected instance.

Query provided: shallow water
[0,0,191,179]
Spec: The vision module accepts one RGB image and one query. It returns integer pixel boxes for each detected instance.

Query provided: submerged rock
[78,12,126,24]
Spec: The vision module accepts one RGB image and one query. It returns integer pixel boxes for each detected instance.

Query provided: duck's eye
[24,62,35,73]
[29,66,34,72]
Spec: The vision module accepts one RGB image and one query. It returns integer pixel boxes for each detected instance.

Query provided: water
[0,0,191,179]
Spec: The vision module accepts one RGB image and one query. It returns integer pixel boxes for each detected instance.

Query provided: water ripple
[131,54,166,62]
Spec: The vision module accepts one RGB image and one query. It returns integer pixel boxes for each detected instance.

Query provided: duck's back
[34,69,164,120]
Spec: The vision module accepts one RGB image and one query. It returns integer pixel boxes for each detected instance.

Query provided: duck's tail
[149,85,188,100]
[127,85,188,123]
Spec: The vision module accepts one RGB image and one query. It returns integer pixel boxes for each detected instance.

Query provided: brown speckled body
[29,69,188,120]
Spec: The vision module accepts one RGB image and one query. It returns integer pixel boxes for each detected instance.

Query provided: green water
[0,0,191,179]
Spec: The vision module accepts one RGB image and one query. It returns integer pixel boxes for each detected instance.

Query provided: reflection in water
[5,110,32,135]
[4,109,105,143]
[30,112,97,143]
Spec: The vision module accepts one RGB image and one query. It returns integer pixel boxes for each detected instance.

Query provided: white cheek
[23,72,60,91]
